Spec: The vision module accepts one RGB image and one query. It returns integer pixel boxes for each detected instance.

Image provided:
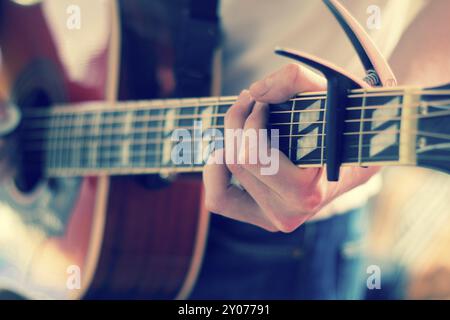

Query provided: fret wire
[151,109,159,168]
[100,113,107,168]
[152,109,161,168]
[358,91,367,165]
[45,115,50,168]
[54,114,61,169]
[59,114,67,168]
[59,114,66,169]
[92,111,101,168]
[141,110,148,167]
[142,110,150,168]
[288,98,296,160]
[73,113,80,167]
[146,110,156,167]
[67,114,73,168]
[193,98,201,167]
[320,99,326,166]
[144,109,153,167]
[79,114,89,167]
[212,103,219,163]
[201,100,220,165]
[121,109,133,166]
[161,106,173,167]
[173,101,182,168]
[48,114,57,169]
[159,108,168,168]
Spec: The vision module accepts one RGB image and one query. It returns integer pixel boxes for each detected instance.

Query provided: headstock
[416,83,450,174]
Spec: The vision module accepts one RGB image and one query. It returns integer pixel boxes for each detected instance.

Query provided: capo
[275,0,397,181]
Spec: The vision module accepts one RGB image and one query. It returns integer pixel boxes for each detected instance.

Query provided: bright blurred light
[10,0,42,6]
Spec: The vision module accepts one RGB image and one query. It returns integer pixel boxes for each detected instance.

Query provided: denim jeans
[189,208,368,300]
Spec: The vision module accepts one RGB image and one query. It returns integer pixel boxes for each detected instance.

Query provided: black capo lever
[276,0,397,181]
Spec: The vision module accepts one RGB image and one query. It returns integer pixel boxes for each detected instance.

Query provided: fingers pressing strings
[203,149,279,232]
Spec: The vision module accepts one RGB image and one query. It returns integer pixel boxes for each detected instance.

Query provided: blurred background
[367,167,450,299]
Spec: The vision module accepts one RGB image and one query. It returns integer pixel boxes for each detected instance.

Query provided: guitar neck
[19,86,447,177]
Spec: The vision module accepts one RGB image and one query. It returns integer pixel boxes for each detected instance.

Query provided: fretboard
[21,87,425,177]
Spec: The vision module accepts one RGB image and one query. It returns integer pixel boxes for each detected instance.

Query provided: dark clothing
[190,209,368,299]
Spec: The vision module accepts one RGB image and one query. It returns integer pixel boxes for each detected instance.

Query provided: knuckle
[301,188,324,214]
[262,205,304,234]
[285,63,301,81]
[260,224,280,233]
[283,63,302,94]
[277,223,300,234]
[270,212,304,234]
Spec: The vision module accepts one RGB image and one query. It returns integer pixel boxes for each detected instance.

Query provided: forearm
[389,0,450,86]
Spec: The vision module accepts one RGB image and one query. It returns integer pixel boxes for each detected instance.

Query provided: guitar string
[25,143,400,169]
[21,90,450,118]
[24,132,450,170]
[21,129,450,168]
[28,133,450,173]
[20,110,450,147]
[30,142,398,157]
[20,99,450,145]
[22,129,450,152]
[24,142,450,171]
[21,111,450,143]
[14,92,446,169]
[21,98,450,129]
[24,102,450,149]
[25,134,449,170]
[21,120,448,171]
[29,154,449,174]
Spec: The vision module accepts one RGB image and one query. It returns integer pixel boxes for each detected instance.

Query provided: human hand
[203,63,379,232]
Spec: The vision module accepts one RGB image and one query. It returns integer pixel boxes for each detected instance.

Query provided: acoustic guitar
[0,0,449,299]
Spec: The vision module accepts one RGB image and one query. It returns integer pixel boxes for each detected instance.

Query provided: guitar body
[0,0,208,299]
